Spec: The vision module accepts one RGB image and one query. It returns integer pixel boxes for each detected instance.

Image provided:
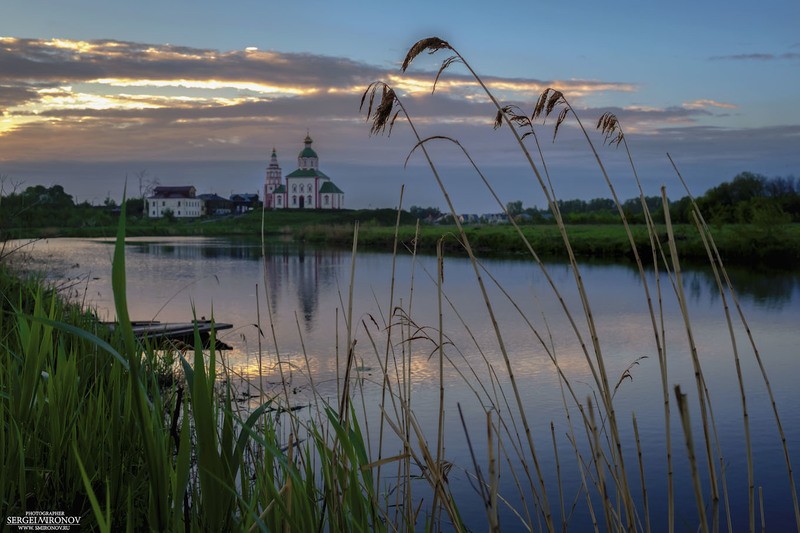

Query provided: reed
[1,35,796,533]
[356,36,797,532]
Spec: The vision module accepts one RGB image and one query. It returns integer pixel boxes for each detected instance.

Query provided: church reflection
[128,239,345,329]
[263,242,343,330]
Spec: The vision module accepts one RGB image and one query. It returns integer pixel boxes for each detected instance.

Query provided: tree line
[547,172,797,225]
[408,172,797,226]
[509,172,797,225]
[1,172,797,234]
[0,181,145,234]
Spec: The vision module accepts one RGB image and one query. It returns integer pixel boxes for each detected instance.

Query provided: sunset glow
[0,1,796,210]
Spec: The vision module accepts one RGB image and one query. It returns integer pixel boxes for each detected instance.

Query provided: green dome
[299,134,318,159]
[299,146,318,158]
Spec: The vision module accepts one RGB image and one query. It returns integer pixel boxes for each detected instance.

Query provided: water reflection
[264,243,343,330]
[609,257,800,310]
[13,237,800,530]
[129,239,263,261]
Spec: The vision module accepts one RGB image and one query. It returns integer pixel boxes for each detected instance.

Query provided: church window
[292,195,297,206]
[324,195,329,205]
[292,184,297,193]
[307,195,312,206]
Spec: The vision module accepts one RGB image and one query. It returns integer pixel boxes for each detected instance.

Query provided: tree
[409,205,441,221]
[506,200,523,216]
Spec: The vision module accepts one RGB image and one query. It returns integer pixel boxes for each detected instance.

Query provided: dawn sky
[1,1,797,211]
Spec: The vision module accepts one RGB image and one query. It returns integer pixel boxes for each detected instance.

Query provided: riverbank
[3,208,799,267]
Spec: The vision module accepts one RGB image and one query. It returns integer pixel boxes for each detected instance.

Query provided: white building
[263,135,345,210]
[146,186,202,218]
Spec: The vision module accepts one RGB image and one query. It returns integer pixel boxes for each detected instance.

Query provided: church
[263,135,345,210]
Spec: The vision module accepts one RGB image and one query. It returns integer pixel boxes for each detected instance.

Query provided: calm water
[16,236,800,531]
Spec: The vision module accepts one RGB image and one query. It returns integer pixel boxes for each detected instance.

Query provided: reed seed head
[402,37,453,72]
[532,88,570,141]
[360,81,401,136]
[433,55,462,94]
[597,112,625,146]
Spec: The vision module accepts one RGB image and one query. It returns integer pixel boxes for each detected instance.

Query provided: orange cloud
[682,99,737,110]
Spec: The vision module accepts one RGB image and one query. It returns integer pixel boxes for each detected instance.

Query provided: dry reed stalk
[375,185,404,493]
[550,422,567,533]
[382,407,461,531]
[487,410,500,533]
[632,414,650,533]
[294,311,324,429]
[669,154,800,531]
[404,219,421,530]
[675,386,710,533]
[661,187,720,529]
[565,431,600,532]
[337,221,360,424]
[691,209,753,532]
[410,256,537,529]
[255,283,264,398]
[364,80,554,530]
[597,112,675,533]
[534,90,665,529]
[419,62,643,529]
[430,238,447,528]
[587,399,615,532]
[408,413,463,531]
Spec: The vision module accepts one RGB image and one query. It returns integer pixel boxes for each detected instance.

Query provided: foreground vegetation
[1,214,387,531]
[1,36,798,532]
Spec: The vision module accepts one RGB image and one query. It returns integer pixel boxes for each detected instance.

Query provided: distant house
[263,135,345,210]
[197,193,232,216]
[482,213,509,224]
[230,193,260,214]
[147,186,202,218]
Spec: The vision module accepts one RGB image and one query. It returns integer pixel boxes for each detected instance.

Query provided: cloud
[0,36,643,164]
[1,36,794,210]
[0,83,43,109]
[709,52,800,61]
[682,99,737,110]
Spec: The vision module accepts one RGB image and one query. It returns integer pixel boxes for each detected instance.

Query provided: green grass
[5,203,798,268]
[297,221,800,266]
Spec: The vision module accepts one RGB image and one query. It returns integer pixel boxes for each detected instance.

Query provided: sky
[0,0,798,212]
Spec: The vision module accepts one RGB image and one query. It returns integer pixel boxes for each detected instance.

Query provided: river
[14,236,800,531]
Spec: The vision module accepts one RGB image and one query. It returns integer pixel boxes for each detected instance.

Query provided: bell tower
[264,148,282,208]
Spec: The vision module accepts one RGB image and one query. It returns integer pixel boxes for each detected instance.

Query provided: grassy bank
[296,221,800,267]
[0,208,411,240]
[5,209,799,268]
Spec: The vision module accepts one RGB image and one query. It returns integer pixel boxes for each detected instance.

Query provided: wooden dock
[104,320,233,350]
